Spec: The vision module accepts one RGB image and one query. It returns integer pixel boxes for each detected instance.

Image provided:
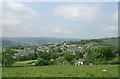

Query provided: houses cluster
[7,42,99,65]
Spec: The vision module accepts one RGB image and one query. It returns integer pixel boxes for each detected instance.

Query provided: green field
[12,49,24,52]
[103,38,118,47]
[2,65,118,77]
[12,60,37,67]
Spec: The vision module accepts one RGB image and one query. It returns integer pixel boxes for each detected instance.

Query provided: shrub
[49,59,54,65]
[35,58,49,66]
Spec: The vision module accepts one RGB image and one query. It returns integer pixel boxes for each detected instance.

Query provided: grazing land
[102,38,118,47]
[2,65,118,77]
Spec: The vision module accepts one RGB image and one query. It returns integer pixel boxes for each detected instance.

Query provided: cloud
[51,26,72,34]
[3,24,73,37]
[54,4,100,22]
[2,2,117,38]
[102,26,118,34]
[83,26,118,39]
[30,26,73,35]
[51,27,62,33]
[2,0,41,36]
[3,1,40,26]
[113,11,118,21]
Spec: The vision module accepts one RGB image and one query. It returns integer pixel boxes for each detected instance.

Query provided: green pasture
[2,64,118,77]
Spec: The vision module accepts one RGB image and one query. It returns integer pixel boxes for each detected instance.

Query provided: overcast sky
[2,0,118,39]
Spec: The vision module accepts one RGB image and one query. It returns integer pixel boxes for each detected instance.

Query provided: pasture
[2,65,118,77]
[103,38,118,47]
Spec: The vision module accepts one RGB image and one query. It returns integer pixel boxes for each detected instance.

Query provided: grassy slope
[102,38,118,47]
[83,42,97,46]
[12,49,23,52]
[12,60,37,67]
[2,65,118,77]
[83,38,118,47]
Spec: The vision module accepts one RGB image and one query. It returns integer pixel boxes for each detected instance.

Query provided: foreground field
[2,65,118,77]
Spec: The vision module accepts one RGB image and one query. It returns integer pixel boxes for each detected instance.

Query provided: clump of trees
[35,58,49,66]
[75,51,83,59]
[35,58,55,66]
[2,48,15,67]
[63,52,75,64]
[35,52,60,66]
[15,52,37,61]
[91,47,117,64]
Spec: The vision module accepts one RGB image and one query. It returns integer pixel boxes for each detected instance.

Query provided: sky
[2,0,118,39]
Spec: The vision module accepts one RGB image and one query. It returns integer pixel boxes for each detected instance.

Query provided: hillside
[102,37,119,47]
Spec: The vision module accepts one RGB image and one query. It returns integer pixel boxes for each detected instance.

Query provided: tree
[50,53,59,60]
[85,48,93,64]
[92,47,116,64]
[52,48,63,53]
[29,52,38,60]
[64,52,75,64]
[38,52,51,61]
[2,48,15,67]
[16,55,27,61]
[75,50,83,59]
[0,51,2,63]
[35,58,49,66]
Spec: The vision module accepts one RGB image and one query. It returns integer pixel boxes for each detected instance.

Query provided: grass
[2,65,118,77]
[83,38,118,48]
[12,60,37,67]
[12,49,23,52]
[83,42,98,46]
[102,38,118,47]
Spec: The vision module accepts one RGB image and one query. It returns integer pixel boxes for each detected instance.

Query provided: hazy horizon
[1,36,118,40]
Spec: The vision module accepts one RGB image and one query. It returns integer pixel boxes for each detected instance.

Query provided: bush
[107,57,120,64]
[35,58,49,66]
[49,59,54,65]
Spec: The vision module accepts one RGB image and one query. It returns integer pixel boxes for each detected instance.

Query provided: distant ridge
[2,37,81,47]
[2,37,118,47]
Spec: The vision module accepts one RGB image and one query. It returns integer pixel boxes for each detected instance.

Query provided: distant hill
[2,37,81,47]
[2,37,119,47]
[2,39,15,47]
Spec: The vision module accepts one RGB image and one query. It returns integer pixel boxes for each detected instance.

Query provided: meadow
[103,38,118,47]
[2,65,118,77]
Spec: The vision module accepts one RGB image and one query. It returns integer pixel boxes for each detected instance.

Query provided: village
[5,41,101,66]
